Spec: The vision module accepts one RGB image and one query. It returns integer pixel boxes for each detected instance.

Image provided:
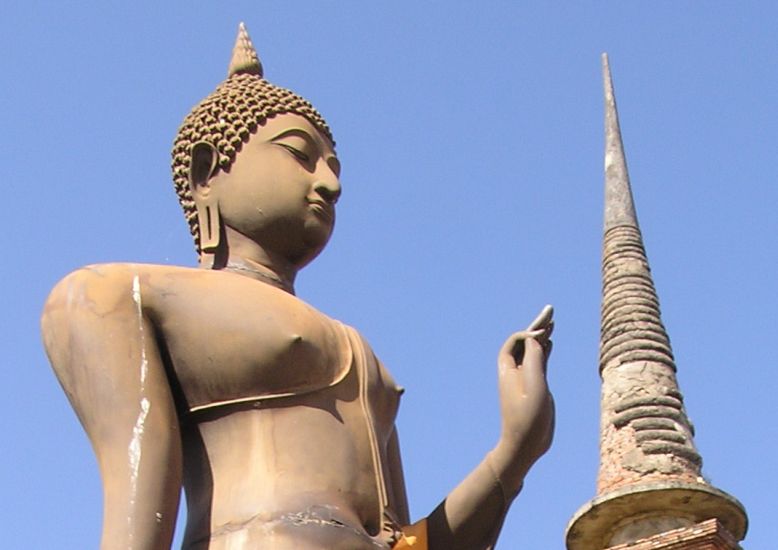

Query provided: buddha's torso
[131,264,405,549]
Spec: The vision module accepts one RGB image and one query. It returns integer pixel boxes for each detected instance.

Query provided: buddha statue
[41,24,554,550]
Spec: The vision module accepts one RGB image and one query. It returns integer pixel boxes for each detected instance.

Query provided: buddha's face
[211,113,341,267]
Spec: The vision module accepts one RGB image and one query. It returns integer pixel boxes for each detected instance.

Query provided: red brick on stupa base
[605,519,741,550]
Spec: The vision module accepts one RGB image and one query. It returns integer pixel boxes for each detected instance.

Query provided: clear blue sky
[3,3,775,548]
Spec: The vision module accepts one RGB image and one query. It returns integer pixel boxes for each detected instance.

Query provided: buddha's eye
[278,143,310,162]
[273,134,315,166]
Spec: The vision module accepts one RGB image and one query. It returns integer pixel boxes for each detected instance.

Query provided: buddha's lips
[308,200,334,222]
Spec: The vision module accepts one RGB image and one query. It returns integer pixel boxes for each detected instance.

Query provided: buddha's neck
[200,227,298,294]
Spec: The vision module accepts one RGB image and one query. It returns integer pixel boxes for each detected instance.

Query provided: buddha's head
[172,23,337,265]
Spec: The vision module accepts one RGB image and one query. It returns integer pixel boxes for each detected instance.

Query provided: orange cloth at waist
[392,519,428,549]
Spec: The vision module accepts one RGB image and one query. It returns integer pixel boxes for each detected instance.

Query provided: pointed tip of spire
[602,52,617,116]
[227,22,263,78]
[602,54,639,231]
[601,53,613,101]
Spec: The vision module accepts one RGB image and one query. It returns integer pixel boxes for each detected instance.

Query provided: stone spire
[227,22,263,78]
[565,54,747,550]
[603,52,638,233]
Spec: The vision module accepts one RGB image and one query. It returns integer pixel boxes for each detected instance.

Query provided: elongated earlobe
[197,197,221,252]
[189,141,221,254]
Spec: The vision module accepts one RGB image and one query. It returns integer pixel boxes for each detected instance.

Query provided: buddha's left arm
[419,307,555,550]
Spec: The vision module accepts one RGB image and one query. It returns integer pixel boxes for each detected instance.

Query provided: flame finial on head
[228,22,263,78]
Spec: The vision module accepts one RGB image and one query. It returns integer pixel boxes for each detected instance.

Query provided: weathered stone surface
[565,54,747,550]
[614,395,683,414]
[606,518,742,550]
[596,58,701,489]
[634,430,686,445]
[632,418,678,431]
[567,482,747,549]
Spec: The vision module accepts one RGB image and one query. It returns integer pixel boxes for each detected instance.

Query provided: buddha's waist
[182,407,388,534]
[183,505,395,550]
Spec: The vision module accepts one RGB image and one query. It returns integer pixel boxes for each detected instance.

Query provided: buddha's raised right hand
[491,305,555,496]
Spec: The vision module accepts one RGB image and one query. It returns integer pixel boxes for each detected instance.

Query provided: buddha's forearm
[426,444,527,550]
[89,339,184,549]
[98,416,182,549]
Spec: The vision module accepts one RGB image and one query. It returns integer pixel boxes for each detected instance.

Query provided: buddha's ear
[189,141,221,252]
[189,141,219,195]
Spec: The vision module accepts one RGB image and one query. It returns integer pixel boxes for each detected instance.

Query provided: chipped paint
[129,397,151,489]
[131,275,148,385]
[127,275,151,543]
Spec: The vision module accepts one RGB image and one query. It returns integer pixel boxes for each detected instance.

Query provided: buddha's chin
[293,228,332,267]
[305,219,333,248]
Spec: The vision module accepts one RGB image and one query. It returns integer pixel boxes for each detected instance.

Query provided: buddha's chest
[148,273,351,412]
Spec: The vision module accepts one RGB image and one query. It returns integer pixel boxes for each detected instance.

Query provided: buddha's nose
[314,177,341,205]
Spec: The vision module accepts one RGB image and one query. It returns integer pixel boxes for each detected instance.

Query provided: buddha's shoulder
[49,262,201,287]
[43,263,200,312]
